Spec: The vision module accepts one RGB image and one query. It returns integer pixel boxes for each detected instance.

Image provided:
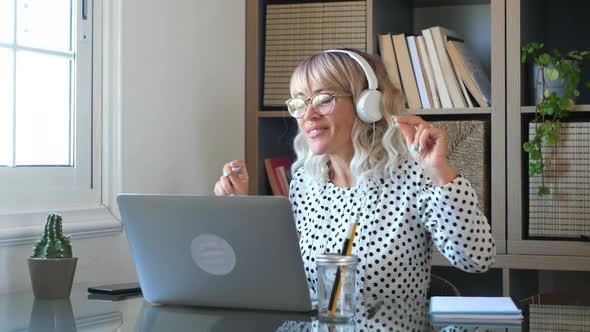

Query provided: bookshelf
[248,0,506,253]
[507,0,590,258]
[246,0,590,299]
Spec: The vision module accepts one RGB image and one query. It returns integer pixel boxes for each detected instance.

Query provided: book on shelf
[416,36,440,108]
[450,53,475,108]
[391,33,421,109]
[430,296,523,325]
[406,35,431,109]
[377,26,490,111]
[427,26,467,108]
[264,157,292,196]
[421,28,453,108]
[276,166,291,197]
[446,40,491,107]
[378,33,402,89]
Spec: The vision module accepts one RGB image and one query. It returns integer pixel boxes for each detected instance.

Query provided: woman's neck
[328,153,355,188]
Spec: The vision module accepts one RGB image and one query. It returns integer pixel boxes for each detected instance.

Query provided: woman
[214,49,495,301]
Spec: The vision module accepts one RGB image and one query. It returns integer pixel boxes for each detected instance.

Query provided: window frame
[0,0,122,245]
[0,0,97,213]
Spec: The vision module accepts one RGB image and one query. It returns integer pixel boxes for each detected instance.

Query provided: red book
[263,157,292,196]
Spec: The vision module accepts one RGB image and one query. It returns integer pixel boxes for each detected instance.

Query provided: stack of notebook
[430,296,523,327]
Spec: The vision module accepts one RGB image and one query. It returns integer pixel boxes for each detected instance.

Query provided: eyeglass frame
[285,92,352,119]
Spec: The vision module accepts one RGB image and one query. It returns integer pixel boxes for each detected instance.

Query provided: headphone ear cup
[355,90,383,123]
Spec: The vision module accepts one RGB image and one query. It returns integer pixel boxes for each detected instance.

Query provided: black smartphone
[87,282,141,295]
[88,292,142,301]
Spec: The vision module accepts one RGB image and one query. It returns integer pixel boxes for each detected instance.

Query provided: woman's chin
[309,144,328,156]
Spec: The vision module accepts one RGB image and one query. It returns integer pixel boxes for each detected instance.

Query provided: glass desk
[1,284,589,331]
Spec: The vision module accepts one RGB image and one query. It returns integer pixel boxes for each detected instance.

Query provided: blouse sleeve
[417,168,496,273]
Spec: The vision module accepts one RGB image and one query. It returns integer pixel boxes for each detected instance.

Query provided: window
[0,0,99,213]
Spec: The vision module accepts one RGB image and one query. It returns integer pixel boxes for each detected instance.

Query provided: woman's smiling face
[295,82,356,157]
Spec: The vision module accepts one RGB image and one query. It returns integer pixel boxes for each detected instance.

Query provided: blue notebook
[430,296,523,324]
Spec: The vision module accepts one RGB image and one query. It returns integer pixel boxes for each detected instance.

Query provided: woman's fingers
[223,160,247,178]
[218,159,249,195]
[395,121,415,148]
[394,115,429,127]
[219,175,235,195]
[413,124,426,154]
[214,180,226,196]
[393,115,430,151]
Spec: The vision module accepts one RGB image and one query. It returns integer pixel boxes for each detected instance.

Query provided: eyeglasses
[285,93,352,119]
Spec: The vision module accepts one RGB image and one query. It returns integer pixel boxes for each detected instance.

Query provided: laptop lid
[117,194,312,312]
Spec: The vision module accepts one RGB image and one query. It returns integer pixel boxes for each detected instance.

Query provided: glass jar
[316,253,359,322]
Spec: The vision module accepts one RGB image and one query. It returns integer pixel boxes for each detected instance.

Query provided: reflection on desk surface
[138,298,433,332]
[5,284,590,331]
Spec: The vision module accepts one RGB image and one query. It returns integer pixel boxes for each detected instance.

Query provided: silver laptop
[117,194,313,312]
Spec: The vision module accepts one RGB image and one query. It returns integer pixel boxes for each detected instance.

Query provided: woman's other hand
[393,115,458,186]
[213,160,249,196]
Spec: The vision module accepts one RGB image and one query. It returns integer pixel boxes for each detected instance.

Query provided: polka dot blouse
[288,157,496,301]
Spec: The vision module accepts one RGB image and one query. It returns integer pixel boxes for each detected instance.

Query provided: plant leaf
[545,67,559,81]
[544,88,552,98]
[528,166,536,177]
[568,51,583,61]
[538,53,552,66]
[538,186,551,196]
[547,130,560,145]
[523,141,532,152]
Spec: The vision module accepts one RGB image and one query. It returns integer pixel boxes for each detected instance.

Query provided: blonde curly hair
[290,49,407,184]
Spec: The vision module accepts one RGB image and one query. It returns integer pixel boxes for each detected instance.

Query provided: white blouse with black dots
[288,157,496,301]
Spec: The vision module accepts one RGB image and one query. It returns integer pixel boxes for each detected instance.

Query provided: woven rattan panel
[431,120,489,217]
[529,304,590,331]
[528,122,590,238]
[264,1,367,107]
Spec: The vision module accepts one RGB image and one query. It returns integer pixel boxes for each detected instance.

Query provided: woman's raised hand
[393,115,458,186]
[213,160,249,196]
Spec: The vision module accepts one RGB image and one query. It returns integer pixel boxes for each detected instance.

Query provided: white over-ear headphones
[324,49,383,123]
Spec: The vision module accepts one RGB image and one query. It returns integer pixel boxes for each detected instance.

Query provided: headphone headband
[323,49,383,123]
[324,49,378,90]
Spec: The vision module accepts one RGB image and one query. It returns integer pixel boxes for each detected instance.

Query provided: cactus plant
[32,213,73,259]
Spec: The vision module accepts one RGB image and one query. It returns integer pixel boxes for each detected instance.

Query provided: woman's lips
[307,127,328,138]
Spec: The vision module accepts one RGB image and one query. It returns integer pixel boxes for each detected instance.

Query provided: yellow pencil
[329,216,359,315]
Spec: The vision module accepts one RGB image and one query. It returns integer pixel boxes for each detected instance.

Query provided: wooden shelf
[413,0,490,7]
[258,108,493,118]
[403,107,492,115]
[258,111,290,118]
[432,252,590,272]
[520,105,590,113]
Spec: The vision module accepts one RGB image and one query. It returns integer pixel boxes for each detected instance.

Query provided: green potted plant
[521,42,590,196]
[27,213,77,299]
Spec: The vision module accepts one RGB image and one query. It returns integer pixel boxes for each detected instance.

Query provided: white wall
[0,0,245,293]
[120,0,245,194]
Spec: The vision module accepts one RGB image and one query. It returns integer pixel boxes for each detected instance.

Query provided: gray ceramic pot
[27,257,77,299]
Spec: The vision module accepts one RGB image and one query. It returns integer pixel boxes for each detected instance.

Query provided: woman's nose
[301,104,320,120]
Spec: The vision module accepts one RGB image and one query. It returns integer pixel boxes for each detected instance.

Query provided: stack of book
[264,157,293,196]
[378,26,491,110]
[430,296,523,328]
